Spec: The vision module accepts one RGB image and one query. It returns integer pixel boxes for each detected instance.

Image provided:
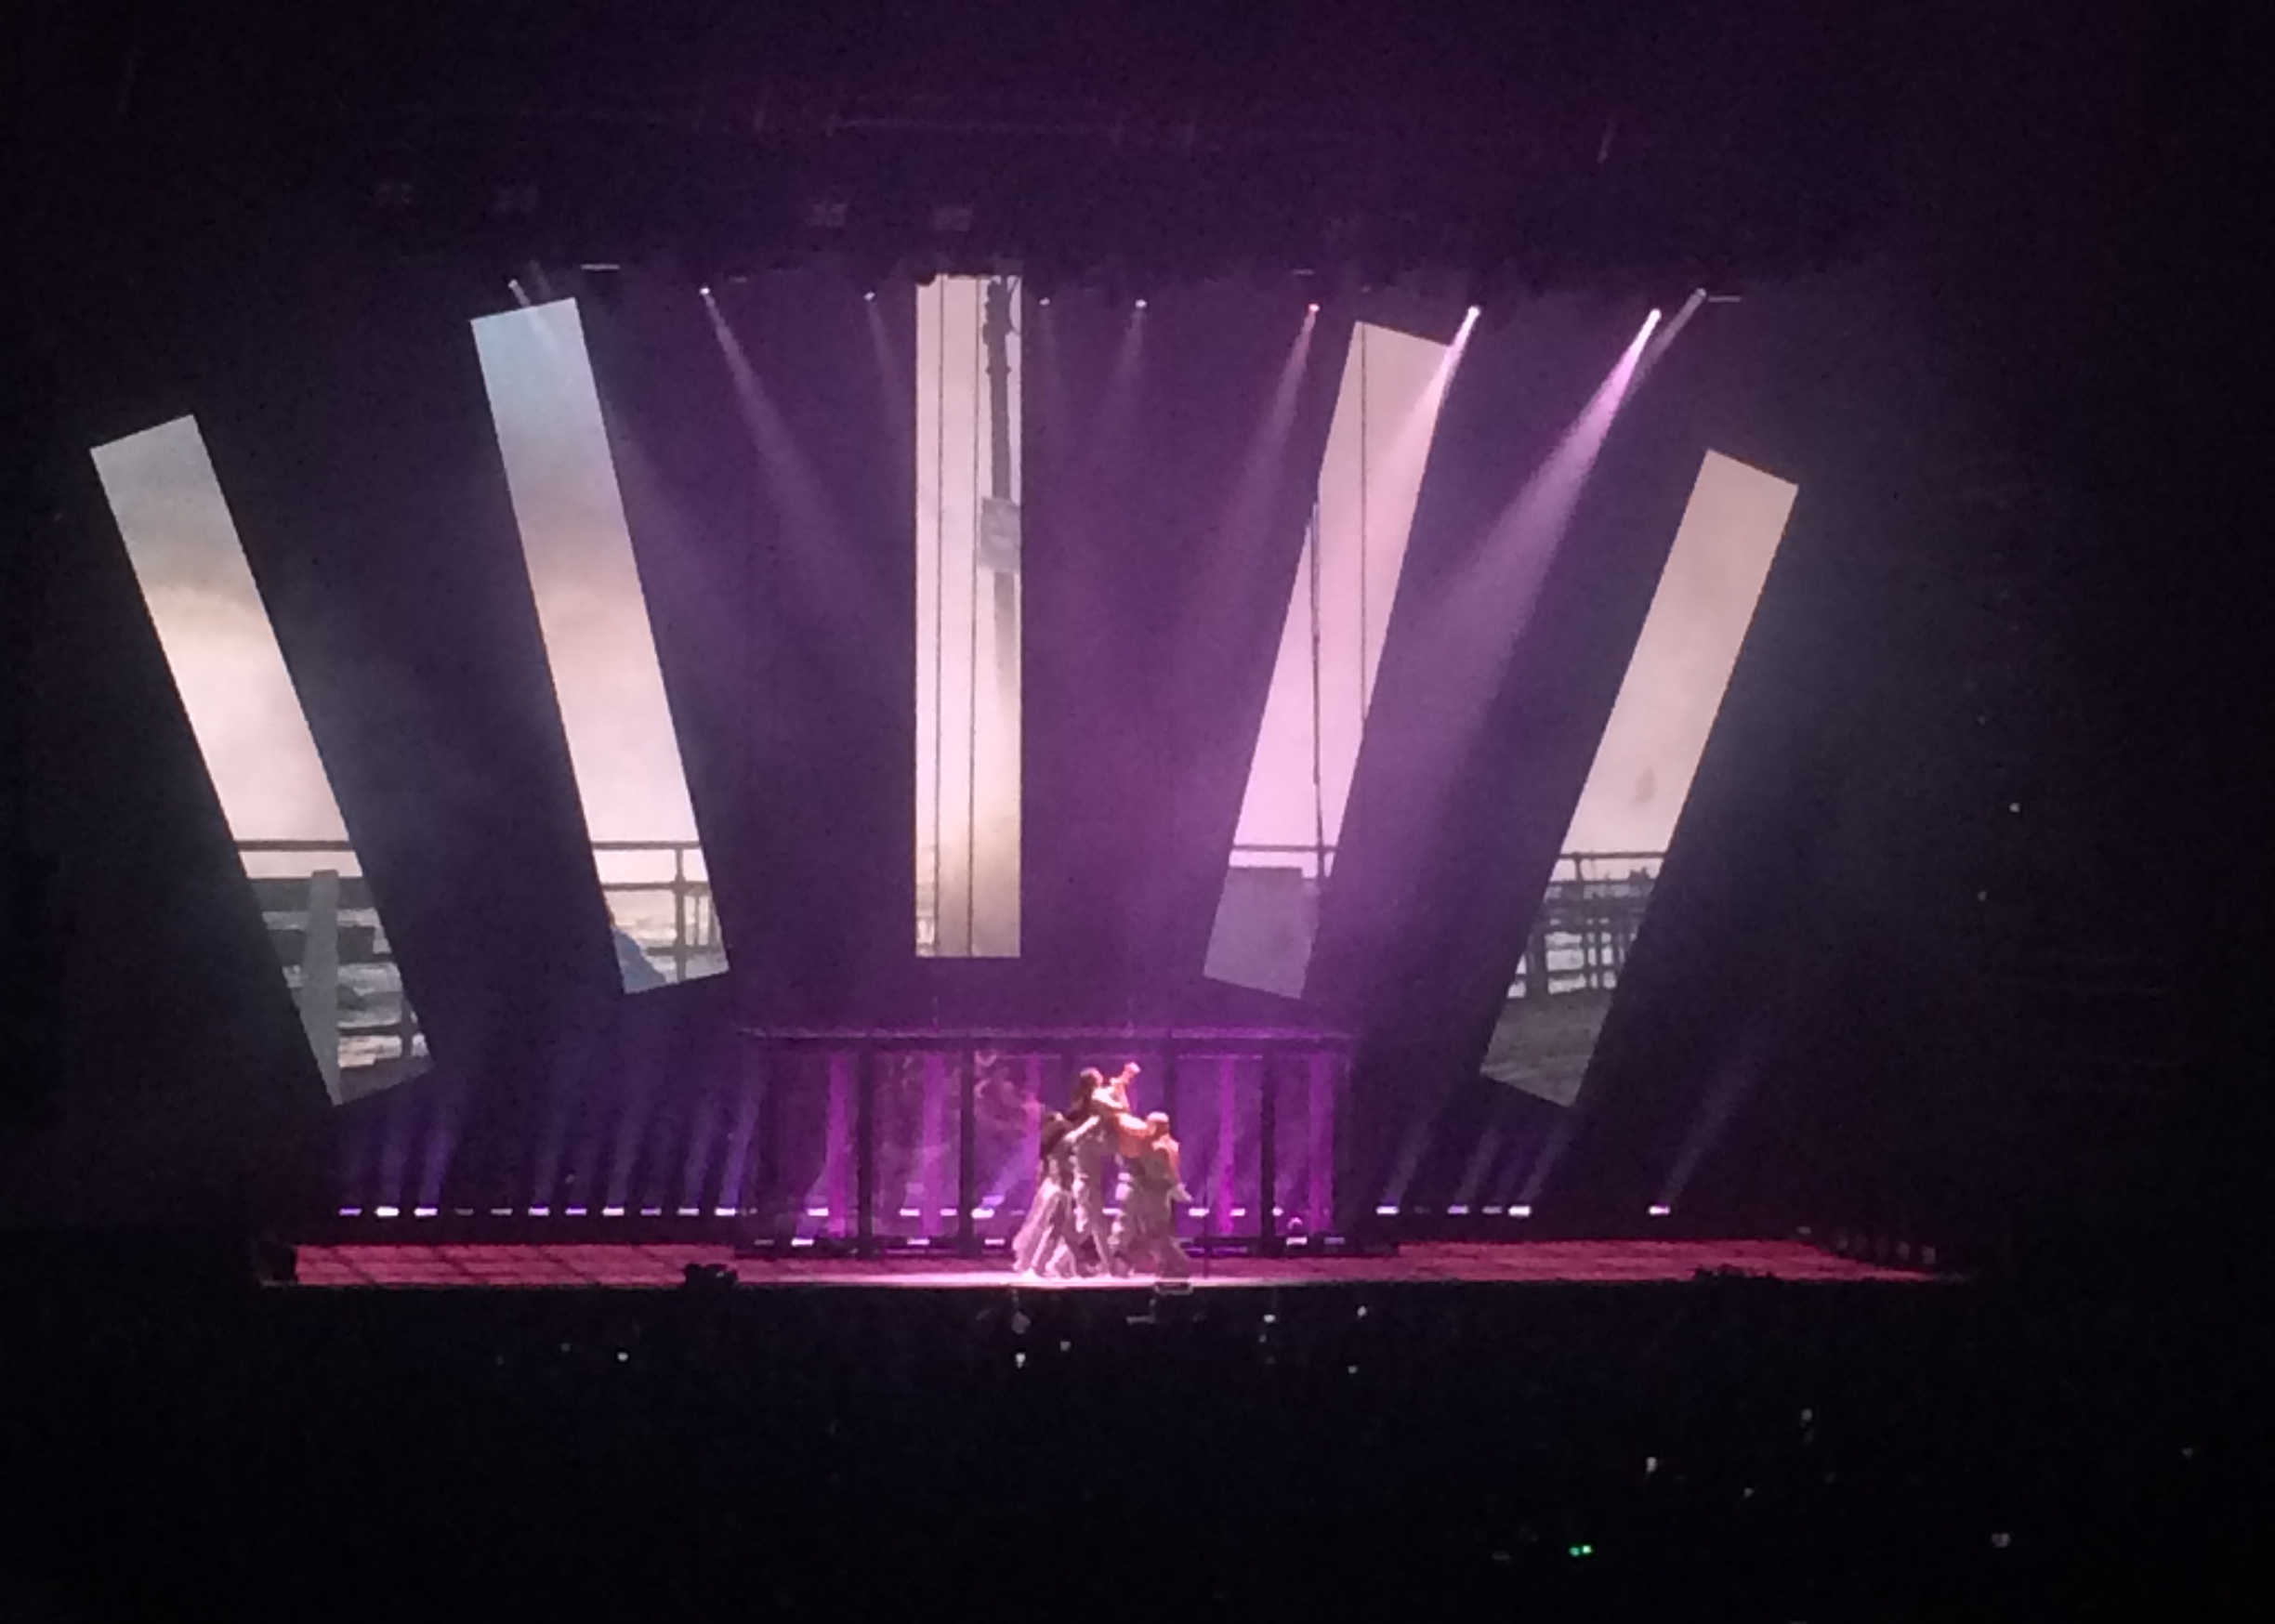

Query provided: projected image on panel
[93,419,427,1103]
[1209,322,1457,995]
[1485,451,1799,1105]
[915,276,1023,958]
[473,298,725,990]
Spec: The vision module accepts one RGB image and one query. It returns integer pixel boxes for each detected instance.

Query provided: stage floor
[288,1238,1934,1290]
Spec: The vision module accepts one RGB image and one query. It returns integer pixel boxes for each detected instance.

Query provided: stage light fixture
[1649,1203,1673,1217]
[1135,296,1149,309]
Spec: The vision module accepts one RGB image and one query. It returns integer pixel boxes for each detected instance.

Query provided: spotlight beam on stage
[1149,302,1326,965]
[1209,309,1475,997]
[1456,308,1658,660]
[1410,310,1659,827]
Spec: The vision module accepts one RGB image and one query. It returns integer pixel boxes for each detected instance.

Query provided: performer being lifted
[1014,1062,1190,1280]
[1071,1064,1148,1276]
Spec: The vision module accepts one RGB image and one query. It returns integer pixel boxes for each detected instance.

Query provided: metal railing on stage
[1221,843,1666,997]
[239,837,723,1100]
[735,1026,1352,1259]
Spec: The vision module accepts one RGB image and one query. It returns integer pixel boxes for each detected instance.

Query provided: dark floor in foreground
[6,1238,2266,1619]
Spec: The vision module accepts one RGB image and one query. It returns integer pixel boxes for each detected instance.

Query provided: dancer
[1067,1064,1150,1277]
[1110,1112,1193,1279]
[1009,1107,1098,1278]
[1065,1068,1117,1276]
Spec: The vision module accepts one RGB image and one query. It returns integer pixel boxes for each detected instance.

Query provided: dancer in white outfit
[1009,1109,1098,1278]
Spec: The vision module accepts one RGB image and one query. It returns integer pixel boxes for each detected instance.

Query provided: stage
[286,1238,1934,1290]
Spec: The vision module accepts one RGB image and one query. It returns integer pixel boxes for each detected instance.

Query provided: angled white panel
[473,297,722,989]
[94,417,427,1100]
[1486,449,1799,1105]
[1207,322,1454,995]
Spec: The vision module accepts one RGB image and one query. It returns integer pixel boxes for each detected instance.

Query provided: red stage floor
[289,1239,1933,1290]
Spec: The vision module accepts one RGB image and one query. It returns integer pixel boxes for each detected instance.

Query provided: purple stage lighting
[1210,318,1468,996]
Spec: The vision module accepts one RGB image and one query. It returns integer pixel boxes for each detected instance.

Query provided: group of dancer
[1010,1062,1193,1280]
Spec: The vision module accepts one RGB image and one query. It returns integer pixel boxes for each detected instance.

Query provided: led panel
[473,297,723,989]
[93,417,427,1101]
[914,276,1023,958]
[1207,322,1456,995]
[1485,450,1799,1104]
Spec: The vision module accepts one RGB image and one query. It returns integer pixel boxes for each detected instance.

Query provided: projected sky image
[93,417,427,1102]
[1484,450,1798,1105]
[474,296,725,991]
[914,275,1023,959]
[1208,319,1465,996]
